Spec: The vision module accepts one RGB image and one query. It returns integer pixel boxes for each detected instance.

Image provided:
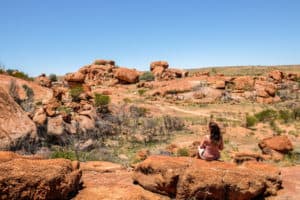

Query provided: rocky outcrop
[269,70,284,82]
[133,156,282,200]
[0,74,53,103]
[114,67,140,83]
[259,136,293,160]
[150,79,194,96]
[65,72,85,83]
[0,86,37,150]
[34,73,52,87]
[150,61,188,81]
[232,76,255,91]
[0,151,82,200]
[75,160,169,200]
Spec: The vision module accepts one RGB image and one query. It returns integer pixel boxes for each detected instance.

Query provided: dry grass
[188,65,300,77]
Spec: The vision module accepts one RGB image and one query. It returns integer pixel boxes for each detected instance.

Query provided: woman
[198,122,224,161]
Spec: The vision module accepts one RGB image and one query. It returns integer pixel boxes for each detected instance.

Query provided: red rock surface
[0,74,53,102]
[259,135,293,153]
[75,161,169,200]
[114,67,140,83]
[133,156,282,200]
[0,151,82,200]
[0,86,37,150]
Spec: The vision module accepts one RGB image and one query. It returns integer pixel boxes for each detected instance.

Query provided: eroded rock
[133,156,282,200]
[0,86,37,150]
[0,151,82,200]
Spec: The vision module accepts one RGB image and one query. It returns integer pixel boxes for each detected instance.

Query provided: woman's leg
[198,146,205,159]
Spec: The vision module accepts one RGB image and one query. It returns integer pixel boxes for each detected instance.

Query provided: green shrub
[279,110,293,123]
[246,115,258,128]
[50,149,77,160]
[49,74,57,82]
[94,94,110,107]
[70,86,83,102]
[56,106,73,114]
[254,109,278,122]
[139,72,155,81]
[177,148,189,157]
[6,69,33,81]
[123,97,132,103]
[138,89,147,96]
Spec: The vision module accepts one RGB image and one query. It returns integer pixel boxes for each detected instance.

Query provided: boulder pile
[65,59,140,86]
[150,61,188,81]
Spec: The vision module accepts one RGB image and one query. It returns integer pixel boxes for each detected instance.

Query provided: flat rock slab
[133,155,282,200]
[268,165,300,200]
[74,161,169,200]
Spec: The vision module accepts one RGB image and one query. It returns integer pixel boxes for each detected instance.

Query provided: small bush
[255,109,278,122]
[130,105,148,117]
[56,106,73,114]
[7,69,33,81]
[50,149,77,160]
[94,94,110,107]
[177,148,189,157]
[49,74,57,82]
[139,72,155,81]
[138,89,147,96]
[279,110,293,123]
[246,115,258,128]
[123,97,132,103]
[70,86,83,102]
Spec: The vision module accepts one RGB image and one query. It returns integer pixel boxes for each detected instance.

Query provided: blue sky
[0,0,299,76]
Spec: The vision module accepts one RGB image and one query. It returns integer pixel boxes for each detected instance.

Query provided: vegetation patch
[94,93,110,107]
[139,71,155,81]
[49,74,57,82]
[70,86,83,102]
[177,147,189,156]
[6,69,33,81]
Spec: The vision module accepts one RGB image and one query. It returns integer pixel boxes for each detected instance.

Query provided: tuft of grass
[6,69,33,81]
[254,109,278,122]
[94,93,110,107]
[246,115,258,128]
[278,110,293,123]
[70,86,83,102]
[51,149,77,160]
[56,106,73,114]
[177,147,189,157]
[138,89,147,96]
[139,71,155,81]
[123,97,132,103]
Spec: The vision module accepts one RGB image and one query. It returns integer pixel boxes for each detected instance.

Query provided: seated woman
[198,122,224,161]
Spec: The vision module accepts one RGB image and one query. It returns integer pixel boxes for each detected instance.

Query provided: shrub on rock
[139,72,155,82]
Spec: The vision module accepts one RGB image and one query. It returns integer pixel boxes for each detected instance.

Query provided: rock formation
[133,156,282,200]
[0,151,82,200]
[0,86,37,150]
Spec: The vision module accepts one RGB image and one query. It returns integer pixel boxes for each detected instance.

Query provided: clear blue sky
[0,0,299,76]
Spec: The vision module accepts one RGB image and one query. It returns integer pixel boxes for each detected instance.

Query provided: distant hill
[187,64,300,77]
